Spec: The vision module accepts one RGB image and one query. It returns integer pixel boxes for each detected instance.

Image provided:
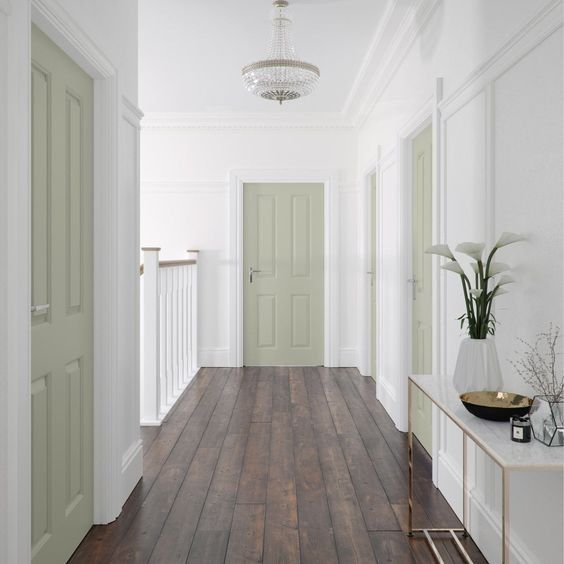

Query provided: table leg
[502,468,510,563]
[463,432,468,537]
[408,380,413,536]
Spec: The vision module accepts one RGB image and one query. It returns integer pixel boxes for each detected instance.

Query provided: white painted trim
[120,439,143,504]
[141,180,229,194]
[31,0,128,525]
[142,112,354,131]
[339,348,359,367]
[348,0,440,127]
[199,348,231,367]
[396,97,434,434]
[229,169,340,367]
[439,0,563,119]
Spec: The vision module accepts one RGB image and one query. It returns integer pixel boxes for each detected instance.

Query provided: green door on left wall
[31,26,94,564]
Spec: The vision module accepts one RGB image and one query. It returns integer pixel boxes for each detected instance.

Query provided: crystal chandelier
[242,0,320,104]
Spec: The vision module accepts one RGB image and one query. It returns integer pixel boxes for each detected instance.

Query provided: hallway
[70,368,486,563]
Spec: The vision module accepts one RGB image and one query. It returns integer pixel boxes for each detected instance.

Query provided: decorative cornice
[122,96,144,122]
[346,0,440,128]
[32,0,116,78]
[141,112,355,131]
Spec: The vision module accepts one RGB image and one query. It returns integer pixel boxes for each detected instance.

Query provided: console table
[408,375,564,563]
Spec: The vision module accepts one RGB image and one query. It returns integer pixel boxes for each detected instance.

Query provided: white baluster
[140,247,161,425]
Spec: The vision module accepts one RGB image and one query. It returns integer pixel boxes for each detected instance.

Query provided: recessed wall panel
[291,294,311,348]
[291,194,310,277]
[257,295,276,348]
[32,375,51,553]
[31,65,51,325]
[65,359,83,514]
[257,195,276,276]
[66,91,83,315]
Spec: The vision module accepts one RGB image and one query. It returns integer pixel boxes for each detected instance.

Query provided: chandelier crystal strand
[242,0,320,104]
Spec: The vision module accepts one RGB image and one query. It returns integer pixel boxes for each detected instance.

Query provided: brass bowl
[460,391,533,422]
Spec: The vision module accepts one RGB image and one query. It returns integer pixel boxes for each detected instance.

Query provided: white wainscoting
[435,3,563,562]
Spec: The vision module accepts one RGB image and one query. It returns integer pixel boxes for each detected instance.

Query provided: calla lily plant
[426,232,525,339]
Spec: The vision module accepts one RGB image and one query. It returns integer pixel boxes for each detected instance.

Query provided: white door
[243,183,324,366]
[411,125,433,454]
[31,26,94,564]
[370,173,377,382]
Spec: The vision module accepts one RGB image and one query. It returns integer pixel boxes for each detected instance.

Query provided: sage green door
[244,183,324,366]
[411,125,433,454]
[31,26,94,564]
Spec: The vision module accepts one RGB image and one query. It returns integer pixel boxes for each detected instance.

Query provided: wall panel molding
[141,180,229,194]
[142,112,354,131]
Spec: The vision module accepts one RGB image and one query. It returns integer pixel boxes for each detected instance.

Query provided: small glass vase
[529,395,564,447]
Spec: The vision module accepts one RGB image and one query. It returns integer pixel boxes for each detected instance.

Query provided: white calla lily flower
[426,244,454,260]
[497,274,515,286]
[441,261,465,276]
[470,263,480,275]
[470,289,483,298]
[455,242,485,261]
[495,232,526,248]
[487,262,511,277]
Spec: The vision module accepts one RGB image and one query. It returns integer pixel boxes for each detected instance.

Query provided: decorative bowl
[459,391,533,422]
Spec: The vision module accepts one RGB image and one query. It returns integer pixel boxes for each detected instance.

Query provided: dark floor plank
[370,531,416,564]
[69,369,216,564]
[289,368,339,564]
[225,503,266,563]
[73,367,487,564]
[264,368,300,563]
[311,368,399,532]
[187,369,259,563]
[148,369,243,563]
[108,370,230,563]
[141,426,160,455]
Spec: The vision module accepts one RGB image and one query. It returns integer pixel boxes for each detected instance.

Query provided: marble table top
[410,374,564,470]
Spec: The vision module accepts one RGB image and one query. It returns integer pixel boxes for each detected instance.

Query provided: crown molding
[345,0,441,128]
[141,112,355,131]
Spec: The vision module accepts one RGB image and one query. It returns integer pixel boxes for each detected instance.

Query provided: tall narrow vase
[453,338,503,394]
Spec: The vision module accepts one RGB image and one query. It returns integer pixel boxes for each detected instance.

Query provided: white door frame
[360,82,443,437]
[229,169,340,368]
[1,2,136,560]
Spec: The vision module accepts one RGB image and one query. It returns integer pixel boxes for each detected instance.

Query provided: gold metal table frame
[408,378,511,564]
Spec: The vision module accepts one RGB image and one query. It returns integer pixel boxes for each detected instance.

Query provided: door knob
[249,267,262,284]
[31,304,50,314]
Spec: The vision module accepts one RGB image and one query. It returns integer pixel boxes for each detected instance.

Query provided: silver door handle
[31,304,50,314]
[407,278,417,301]
[249,267,262,284]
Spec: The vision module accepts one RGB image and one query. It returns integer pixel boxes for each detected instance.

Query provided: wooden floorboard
[73,367,487,564]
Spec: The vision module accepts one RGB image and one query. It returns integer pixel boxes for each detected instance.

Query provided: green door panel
[411,125,433,455]
[244,183,324,366]
[31,25,94,564]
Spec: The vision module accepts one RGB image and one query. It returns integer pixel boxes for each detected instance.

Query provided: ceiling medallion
[242,0,320,105]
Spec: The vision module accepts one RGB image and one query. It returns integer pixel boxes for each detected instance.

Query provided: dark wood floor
[70,367,487,564]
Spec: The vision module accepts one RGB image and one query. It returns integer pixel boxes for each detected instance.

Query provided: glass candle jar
[510,415,531,443]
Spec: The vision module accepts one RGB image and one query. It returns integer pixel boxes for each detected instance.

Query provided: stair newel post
[141,247,161,425]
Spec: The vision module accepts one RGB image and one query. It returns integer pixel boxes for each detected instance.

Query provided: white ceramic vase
[453,338,503,394]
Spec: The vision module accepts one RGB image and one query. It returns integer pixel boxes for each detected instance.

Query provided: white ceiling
[139,0,390,114]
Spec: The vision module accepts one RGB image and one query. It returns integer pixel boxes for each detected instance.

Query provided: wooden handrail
[140,259,197,276]
[159,259,197,268]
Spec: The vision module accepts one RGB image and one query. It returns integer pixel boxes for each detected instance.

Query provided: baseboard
[339,347,358,367]
[437,449,536,564]
[199,348,230,367]
[120,439,143,507]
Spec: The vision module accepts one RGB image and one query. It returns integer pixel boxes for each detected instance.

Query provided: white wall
[357,1,563,562]
[0,2,141,561]
[141,126,358,366]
